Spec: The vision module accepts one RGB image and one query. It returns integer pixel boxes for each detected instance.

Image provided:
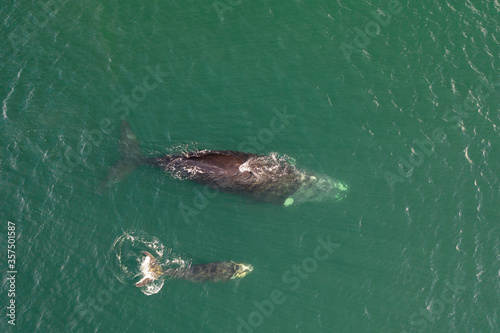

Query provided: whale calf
[135,251,253,287]
[101,121,348,206]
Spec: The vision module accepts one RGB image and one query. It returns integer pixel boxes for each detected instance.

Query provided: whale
[100,120,348,206]
[135,251,253,287]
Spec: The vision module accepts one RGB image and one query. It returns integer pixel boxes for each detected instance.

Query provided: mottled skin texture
[135,251,253,287]
[164,261,250,282]
[146,150,302,204]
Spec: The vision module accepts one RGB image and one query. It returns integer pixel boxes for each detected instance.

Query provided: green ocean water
[1,0,499,332]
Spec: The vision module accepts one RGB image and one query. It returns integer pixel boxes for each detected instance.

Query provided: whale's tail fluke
[135,251,165,288]
[134,277,154,288]
[97,120,144,192]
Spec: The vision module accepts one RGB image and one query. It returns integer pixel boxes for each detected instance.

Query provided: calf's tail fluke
[97,120,144,193]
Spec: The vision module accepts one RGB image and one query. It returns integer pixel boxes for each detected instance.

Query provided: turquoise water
[1,0,499,332]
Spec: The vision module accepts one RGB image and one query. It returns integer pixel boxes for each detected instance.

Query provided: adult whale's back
[100,121,348,205]
[152,150,255,178]
[148,149,303,204]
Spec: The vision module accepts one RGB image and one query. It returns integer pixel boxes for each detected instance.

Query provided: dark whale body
[101,121,347,206]
[146,150,302,204]
[135,251,253,287]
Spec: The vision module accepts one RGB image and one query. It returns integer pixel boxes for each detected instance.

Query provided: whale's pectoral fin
[119,120,142,159]
[97,120,144,193]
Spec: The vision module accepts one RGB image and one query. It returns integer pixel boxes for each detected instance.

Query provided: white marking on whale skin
[239,156,288,179]
[182,165,205,175]
[238,160,254,174]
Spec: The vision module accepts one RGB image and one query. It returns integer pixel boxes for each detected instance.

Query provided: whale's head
[283,173,348,207]
[230,262,254,279]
